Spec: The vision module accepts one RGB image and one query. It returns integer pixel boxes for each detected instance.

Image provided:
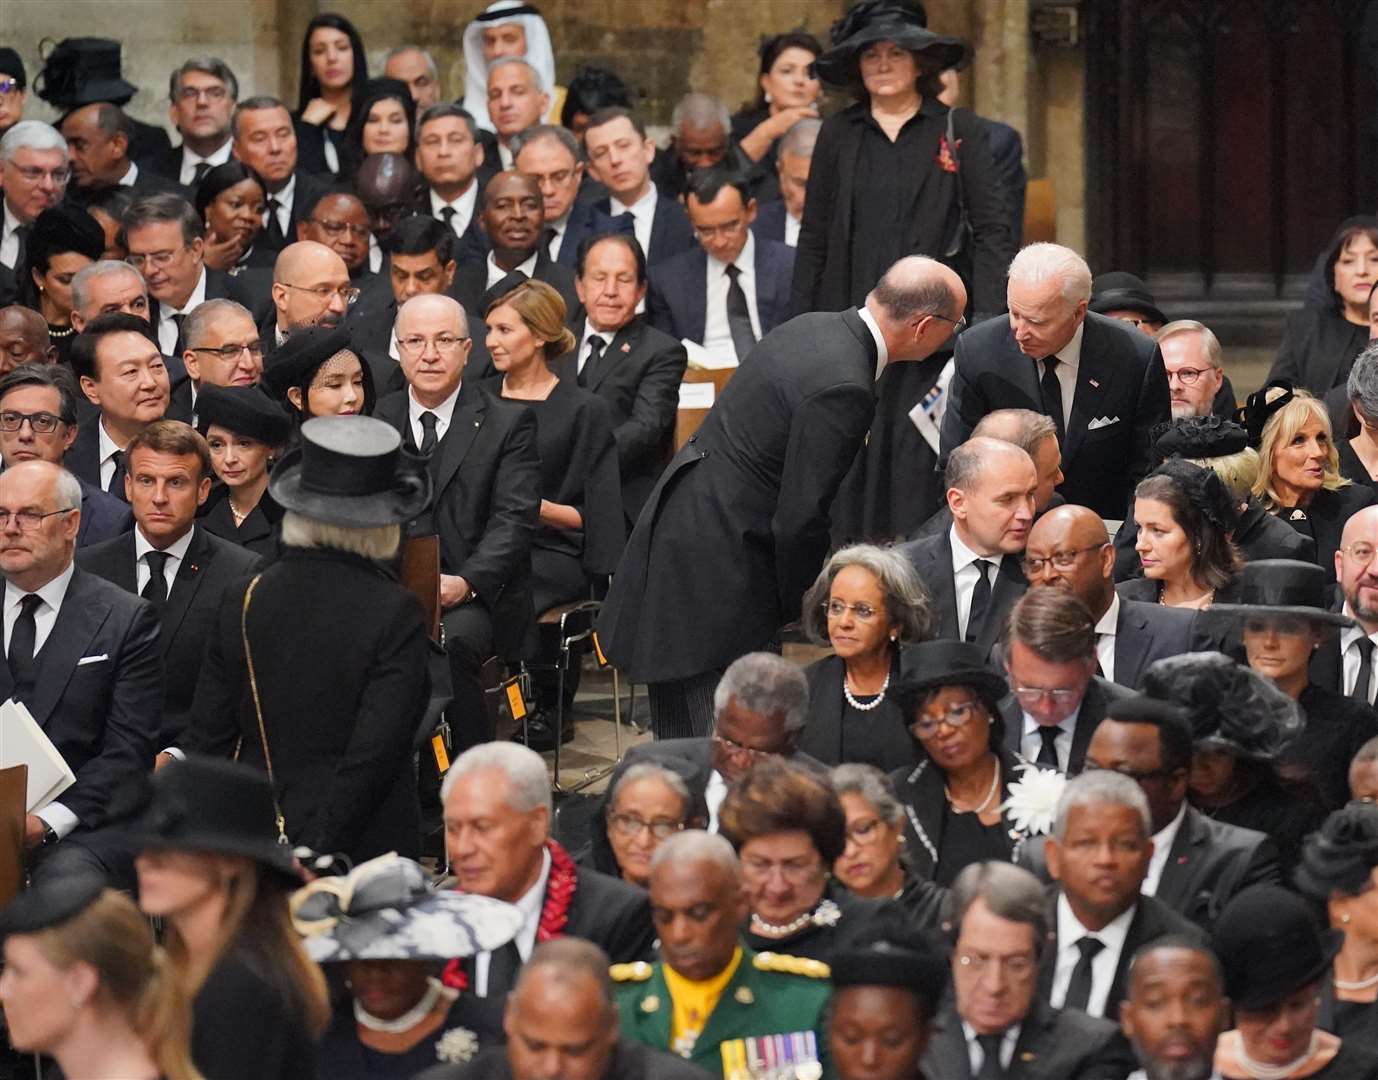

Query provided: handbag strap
[240,573,289,846]
[948,106,970,226]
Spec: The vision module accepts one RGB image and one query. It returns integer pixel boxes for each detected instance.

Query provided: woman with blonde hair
[0,881,199,1080]
[485,277,624,748]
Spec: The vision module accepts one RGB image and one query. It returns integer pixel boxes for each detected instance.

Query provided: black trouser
[647,669,723,739]
[442,600,496,752]
[529,550,591,717]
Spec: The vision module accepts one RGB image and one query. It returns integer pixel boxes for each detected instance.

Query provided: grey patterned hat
[291,854,523,963]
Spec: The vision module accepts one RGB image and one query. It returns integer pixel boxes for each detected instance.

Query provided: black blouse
[1339,439,1378,494]
[316,991,504,1079]
[192,948,319,1080]
[851,110,932,306]
[199,484,283,559]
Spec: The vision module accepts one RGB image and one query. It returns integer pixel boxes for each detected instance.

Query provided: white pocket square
[76,654,108,666]
[1087,415,1121,431]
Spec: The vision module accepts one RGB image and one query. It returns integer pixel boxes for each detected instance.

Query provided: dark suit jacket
[598,308,879,682]
[1001,676,1129,774]
[424,1039,712,1080]
[77,526,262,747]
[257,170,329,254]
[72,166,189,206]
[0,566,163,829]
[142,142,230,182]
[798,653,918,773]
[559,862,656,963]
[75,478,133,549]
[553,317,688,521]
[645,238,794,350]
[553,200,604,268]
[895,530,1027,657]
[1155,806,1280,932]
[751,198,790,245]
[148,267,275,341]
[616,737,823,803]
[592,191,698,268]
[375,382,542,660]
[941,311,1171,518]
[1283,484,1378,582]
[922,998,1136,1080]
[985,117,1029,247]
[448,250,580,334]
[1112,598,1197,691]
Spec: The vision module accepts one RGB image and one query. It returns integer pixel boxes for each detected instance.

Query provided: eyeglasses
[177,85,229,102]
[12,165,71,185]
[0,506,75,530]
[693,219,747,241]
[957,950,1037,979]
[712,733,774,760]
[126,248,185,270]
[1167,365,1213,386]
[0,79,20,97]
[926,311,967,333]
[280,282,361,305]
[1083,762,1181,783]
[740,854,824,885]
[1022,543,1109,576]
[1011,685,1082,705]
[607,812,684,840]
[398,334,469,355]
[1343,542,1378,564]
[845,816,888,845]
[823,599,880,622]
[0,410,64,434]
[909,700,983,737]
[190,341,265,362]
[309,218,371,240]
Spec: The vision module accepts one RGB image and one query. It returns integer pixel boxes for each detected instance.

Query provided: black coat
[613,737,823,801]
[1000,676,1130,775]
[895,530,1027,658]
[591,191,697,268]
[192,945,318,1080]
[185,548,431,861]
[552,200,605,268]
[797,653,917,773]
[197,486,284,560]
[1290,683,1378,809]
[645,238,795,348]
[597,308,879,683]
[553,316,688,523]
[421,1038,712,1080]
[148,268,275,349]
[447,250,581,335]
[1280,484,1378,581]
[1268,305,1371,395]
[1153,806,1281,933]
[741,881,889,965]
[1111,598,1199,691]
[77,525,263,747]
[941,311,1172,518]
[751,198,790,245]
[75,477,133,549]
[1113,496,1316,582]
[374,382,542,660]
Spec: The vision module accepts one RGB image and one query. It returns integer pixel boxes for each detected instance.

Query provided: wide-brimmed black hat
[132,756,300,883]
[892,639,1009,716]
[1295,801,1378,902]
[1152,415,1249,462]
[831,905,948,997]
[34,38,137,108]
[0,49,26,89]
[1211,559,1356,629]
[1088,271,1167,326]
[25,205,105,265]
[1213,885,1343,1011]
[196,384,292,447]
[261,324,356,400]
[269,415,431,528]
[815,1,969,89]
[0,875,104,939]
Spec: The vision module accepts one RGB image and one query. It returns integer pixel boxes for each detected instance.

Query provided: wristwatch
[41,822,58,847]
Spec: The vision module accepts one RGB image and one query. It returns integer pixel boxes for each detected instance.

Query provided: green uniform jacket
[612,947,834,1079]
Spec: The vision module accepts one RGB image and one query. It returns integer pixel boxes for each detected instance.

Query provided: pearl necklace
[228,499,251,527]
[751,909,815,937]
[1334,968,1378,991]
[1232,1030,1320,1080]
[1159,587,1214,608]
[945,760,1000,815]
[843,670,890,711]
[354,977,446,1033]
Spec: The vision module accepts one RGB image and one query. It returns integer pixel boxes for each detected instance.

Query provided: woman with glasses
[583,760,708,888]
[796,544,931,772]
[195,161,271,273]
[196,384,291,557]
[263,323,373,433]
[888,640,1021,887]
[16,204,104,367]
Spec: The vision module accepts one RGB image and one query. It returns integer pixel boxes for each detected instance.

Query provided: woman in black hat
[0,881,198,1080]
[340,77,417,181]
[196,383,291,557]
[887,639,1021,886]
[194,161,272,273]
[263,322,374,430]
[1088,270,1167,337]
[16,204,105,366]
[134,755,328,1080]
[294,12,369,175]
[1297,802,1378,1052]
[791,0,1013,317]
[1213,885,1378,1079]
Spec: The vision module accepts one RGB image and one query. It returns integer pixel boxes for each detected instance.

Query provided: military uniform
[612,947,832,1079]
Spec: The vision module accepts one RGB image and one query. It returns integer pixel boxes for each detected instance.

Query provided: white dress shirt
[117,161,139,188]
[961,1021,1021,1074]
[1095,592,1120,684]
[1043,321,1084,431]
[1340,610,1378,704]
[705,769,727,832]
[1142,800,1186,897]
[177,139,233,187]
[368,234,384,275]
[430,184,478,240]
[6,562,78,837]
[702,231,761,359]
[486,250,538,288]
[950,525,998,641]
[97,420,127,492]
[0,198,25,269]
[157,266,208,355]
[546,214,569,262]
[408,384,462,450]
[857,305,890,381]
[265,173,297,237]
[784,211,801,248]
[578,320,620,375]
[1020,707,1081,772]
[497,141,515,170]
[134,526,195,598]
[610,184,658,261]
[474,847,551,997]
[1050,893,1136,1017]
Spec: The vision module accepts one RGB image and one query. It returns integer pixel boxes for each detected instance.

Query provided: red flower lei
[442,840,578,991]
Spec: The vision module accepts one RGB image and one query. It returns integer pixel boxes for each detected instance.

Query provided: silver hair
[1348,340,1378,423]
[182,298,254,351]
[510,123,581,164]
[169,57,239,102]
[829,763,904,826]
[650,829,739,876]
[440,741,552,815]
[487,56,546,94]
[944,435,1033,494]
[385,44,439,80]
[1053,770,1151,841]
[800,543,933,644]
[949,860,1051,957]
[71,260,146,316]
[54,467,82,512]
[279,511,400,562]
[671,93,731,135]
[609,762,692,814]
[779,118,822,160]
[971,408,1059,459]
[1156,319,1222,369]
[1007,243,1093,306]
[1354,734,1378,767]
[0,121,69,164]
[712,652,810,734]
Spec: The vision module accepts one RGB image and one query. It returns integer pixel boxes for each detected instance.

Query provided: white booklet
[0,699,75,812]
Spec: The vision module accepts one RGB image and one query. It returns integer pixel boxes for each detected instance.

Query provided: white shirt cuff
[36,802,79,840]
[161,747,186,761]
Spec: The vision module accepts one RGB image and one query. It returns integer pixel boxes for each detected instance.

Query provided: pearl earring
[1342,913,1352,924]
[764,92,773,104]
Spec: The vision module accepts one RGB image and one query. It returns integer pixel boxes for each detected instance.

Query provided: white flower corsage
[435,1026,480,1064]
[1000,762,1067,839]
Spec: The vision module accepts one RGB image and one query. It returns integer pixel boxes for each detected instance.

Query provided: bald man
[356,152,420,274]
[1024,504,1198,690]
[0,305,55,370]
[1317,503,1378,701]
[267,240,355,350]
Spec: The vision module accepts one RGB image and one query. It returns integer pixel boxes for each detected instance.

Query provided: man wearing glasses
[153,58,238,188]
[175,299,263,424]
[1157,319,1235,421]
[265,240,359,350]
[1323,505,1378,703]
[0,121,69,271]
[297,190,375,283]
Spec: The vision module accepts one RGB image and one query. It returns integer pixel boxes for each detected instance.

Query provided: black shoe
[513,711,575,752]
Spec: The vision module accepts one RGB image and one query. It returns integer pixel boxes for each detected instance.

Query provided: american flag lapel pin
[1089,378,1100,388]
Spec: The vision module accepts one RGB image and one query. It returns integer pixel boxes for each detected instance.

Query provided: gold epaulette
[610,961,654,982]
[752,951,831,979]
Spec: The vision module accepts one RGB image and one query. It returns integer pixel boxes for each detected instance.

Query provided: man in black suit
[940,243,1171,519]
[647,167,794,364]
[151,59,238,186]
[1039,771,1201,1020]
[939,67,1028,246]
[1085,697,1279,933]
[512,124,599,268]
[1,459,163,884]
[0,121,70,272]
[487,58,550,172]
[584,108,697,269]
[923,861,1136,1080]
[559,233,687,525]
[77,420,260,753]
[375,293,541,748]
[751,117,818,249]
[1025,505,1196,690]
[599,256,967,737]
[0,364,131,547]
[650,93,767,203]
[60,104,189,203]
[415,102,491,262]
[175,298,263,423]
[897,436,1037,655]
[262,240,356,353]
[296,190,383,296]
[1120,939,1230,1080]
[1319,503,1378,698]
[442,742,655,999]
[230,96,327,255]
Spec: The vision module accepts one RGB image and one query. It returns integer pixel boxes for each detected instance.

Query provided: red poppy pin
[936,135,960,174]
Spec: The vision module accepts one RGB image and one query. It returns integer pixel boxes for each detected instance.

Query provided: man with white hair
[383,45,442,110]
[753,118,819,248]
[441,742,655,999]
[1,120,70,269]
[940,242,1170,518]
[1156,319,1234,420]
[487,58,549,170]
[651,92,763,202]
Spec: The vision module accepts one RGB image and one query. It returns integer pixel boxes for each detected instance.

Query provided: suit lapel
[1154,807,1202,911]
[929,535,961,639]
[753,242,779,335]
[585,323,637,394]
[1114,603,1147,687]
[30,572,111,728]
[1068,680,1101,769]
[926,1012,974,1080]
[107,532,139,594]
[1010,998,1057,1076]
[433,384,487,495]
[1063,327,1114,463]
[161,527,211,645]
[978,555,1025,654]
[686,248,708,344]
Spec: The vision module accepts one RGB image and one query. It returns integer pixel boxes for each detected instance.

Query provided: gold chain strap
[240,573,289,845]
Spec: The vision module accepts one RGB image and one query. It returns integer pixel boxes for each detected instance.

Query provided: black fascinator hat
[1295,801,1378,901]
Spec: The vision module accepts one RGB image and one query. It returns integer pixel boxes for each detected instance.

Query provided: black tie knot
[1076,936,1105,962]
[975,1032,1006,1079]
[192,161,211,183]
[725,263,741,281]
[18,594,41,616]
[143,550,171,606]
[1035,724,1061,769]
[418,411,440,456]
[439,205,457,221]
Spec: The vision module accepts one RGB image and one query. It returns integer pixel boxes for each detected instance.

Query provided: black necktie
[485,940,522,999]
[1063,936,1105,1013]
[540,225,557,260]
[8,593,42,702]
[1354,637,1375,705]
[142,550,170,607]
[191,161,211,185]
[966,559,992,643]
[582,334,606,384]
[975,1032,1006,1079]
[439,205,458,235]
[107,449,128,499]
[171,312,188,356]
[418,411,439,457]
[1035,725,1062,769]
[265,198,285,245]
[724,264,756,362]
[1040,357,1066,447]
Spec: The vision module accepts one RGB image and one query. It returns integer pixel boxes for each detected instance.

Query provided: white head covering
[462,0,557,132]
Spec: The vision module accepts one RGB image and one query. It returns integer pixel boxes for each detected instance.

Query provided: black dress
[192,947,319,1080]
[1290,684,1378,809]
[798,653,917,773]
[316,991,504,1079]
[199,484,284,559]
[1321,978,1378,1054]
[1277,485,1378,582]
[1268,305,1371,396]
[742,881,889,965]
[1193,778,1324,879]
[1338,439,1378,494]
